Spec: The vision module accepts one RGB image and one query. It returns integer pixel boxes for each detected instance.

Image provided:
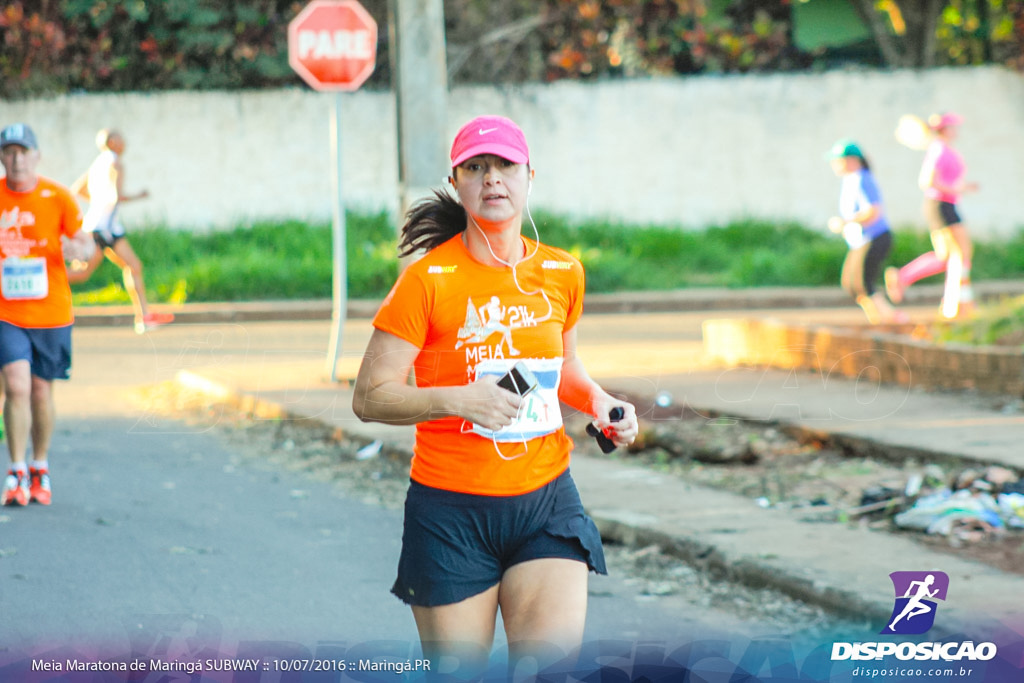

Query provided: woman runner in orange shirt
[352,115,638,676]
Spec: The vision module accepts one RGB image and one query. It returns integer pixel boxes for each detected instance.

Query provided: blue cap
[0,123,38,150]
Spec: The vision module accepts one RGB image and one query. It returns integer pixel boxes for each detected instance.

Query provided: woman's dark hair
[397,190,466,257]
[857,154,872,172]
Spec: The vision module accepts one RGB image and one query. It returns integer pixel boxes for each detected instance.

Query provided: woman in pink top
[885,113,979,319]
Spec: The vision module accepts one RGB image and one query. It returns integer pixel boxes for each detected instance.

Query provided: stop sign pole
[288,0,378,381]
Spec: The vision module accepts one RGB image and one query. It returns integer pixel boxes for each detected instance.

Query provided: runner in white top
[82,147,122,242]
[69,129,173,333]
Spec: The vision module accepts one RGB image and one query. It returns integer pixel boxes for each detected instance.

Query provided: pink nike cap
[928,112,964,130]
[450,115,529,167]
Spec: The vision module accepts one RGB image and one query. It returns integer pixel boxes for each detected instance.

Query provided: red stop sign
[288,0,378,92]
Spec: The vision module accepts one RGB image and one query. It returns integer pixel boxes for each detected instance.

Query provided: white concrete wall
[2,89,398,229]
[1,65,1021,237]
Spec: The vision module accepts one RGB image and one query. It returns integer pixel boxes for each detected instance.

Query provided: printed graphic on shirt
[1,208,48,257]
[455,295,541,361]
[542,260,574,270]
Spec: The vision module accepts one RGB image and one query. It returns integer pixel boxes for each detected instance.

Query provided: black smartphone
[496,361,539,397]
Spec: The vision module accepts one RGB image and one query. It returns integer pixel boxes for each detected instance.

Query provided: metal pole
[326,92,347,380]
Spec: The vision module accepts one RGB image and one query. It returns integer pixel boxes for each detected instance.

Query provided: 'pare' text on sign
[297,29,372,59]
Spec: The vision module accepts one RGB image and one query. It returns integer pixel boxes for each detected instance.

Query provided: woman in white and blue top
[827,139,906,324]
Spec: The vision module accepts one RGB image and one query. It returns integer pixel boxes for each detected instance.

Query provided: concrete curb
[590,513,892,624]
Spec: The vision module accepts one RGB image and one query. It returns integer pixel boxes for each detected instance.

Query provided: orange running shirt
[373,234,586,496]
[0,177,83,328]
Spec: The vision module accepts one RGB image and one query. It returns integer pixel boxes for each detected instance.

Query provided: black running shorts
[924,200,962,230]
[391,469,606,607]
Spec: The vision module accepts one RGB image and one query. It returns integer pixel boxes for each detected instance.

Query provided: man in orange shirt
[0,123,94,507]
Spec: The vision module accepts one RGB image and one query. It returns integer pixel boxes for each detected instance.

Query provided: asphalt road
[0,414,413,650]
[1,317,869,674]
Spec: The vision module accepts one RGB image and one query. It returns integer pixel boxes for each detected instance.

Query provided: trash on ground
[852,464,1024,543]
[894,489,1003,534]
[999,492,1024,528]
[356,439,384,461]
[889,464,1024,541]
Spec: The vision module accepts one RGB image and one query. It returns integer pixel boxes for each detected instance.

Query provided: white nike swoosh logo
[478,128,498,135]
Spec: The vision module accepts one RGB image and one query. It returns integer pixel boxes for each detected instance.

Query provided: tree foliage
[846,0,1024,68]
[446,0,808,82]
[0,0,1021,99]
[1,0,295,96]
[0,0,391,97]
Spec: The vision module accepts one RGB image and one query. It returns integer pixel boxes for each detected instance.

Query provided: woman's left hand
[590,396,639,448]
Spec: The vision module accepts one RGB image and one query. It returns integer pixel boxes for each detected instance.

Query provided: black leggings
[841,231,892,299]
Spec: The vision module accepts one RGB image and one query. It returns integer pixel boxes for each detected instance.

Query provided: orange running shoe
[2,470,29,507]
[29,467,51,505]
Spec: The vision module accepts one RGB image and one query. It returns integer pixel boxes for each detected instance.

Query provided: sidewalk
[82,284,1024,639]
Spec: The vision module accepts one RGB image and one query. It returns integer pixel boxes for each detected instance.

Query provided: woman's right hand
[456,376,523,432]
[352,329,521,429]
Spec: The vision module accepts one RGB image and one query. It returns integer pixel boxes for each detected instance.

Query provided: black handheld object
[496,361,539,397]
[586,406,624,453]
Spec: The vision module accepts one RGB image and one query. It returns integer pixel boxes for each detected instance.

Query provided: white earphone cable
[466,193,553,324]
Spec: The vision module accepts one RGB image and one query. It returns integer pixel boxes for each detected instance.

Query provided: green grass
[936,294,1024,346]
[71,212,1024,346]
[71,214,399,305]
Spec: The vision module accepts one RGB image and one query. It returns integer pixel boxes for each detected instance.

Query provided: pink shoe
[884,267,904,304]
[888,310,910,324]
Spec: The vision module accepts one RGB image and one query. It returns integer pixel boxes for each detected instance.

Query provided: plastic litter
[356,439,384,461]
[860,485,901,508]
[998,493,1024,529]
[904,473,924,497]
[894,489,1005,537]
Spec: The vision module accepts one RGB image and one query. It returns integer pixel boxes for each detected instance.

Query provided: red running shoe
[29,467,51,505]
[2,470,29,507]
[135,311,175,334]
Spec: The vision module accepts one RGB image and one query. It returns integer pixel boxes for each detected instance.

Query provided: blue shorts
[0,322,73,380]
[392,469,607,607]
